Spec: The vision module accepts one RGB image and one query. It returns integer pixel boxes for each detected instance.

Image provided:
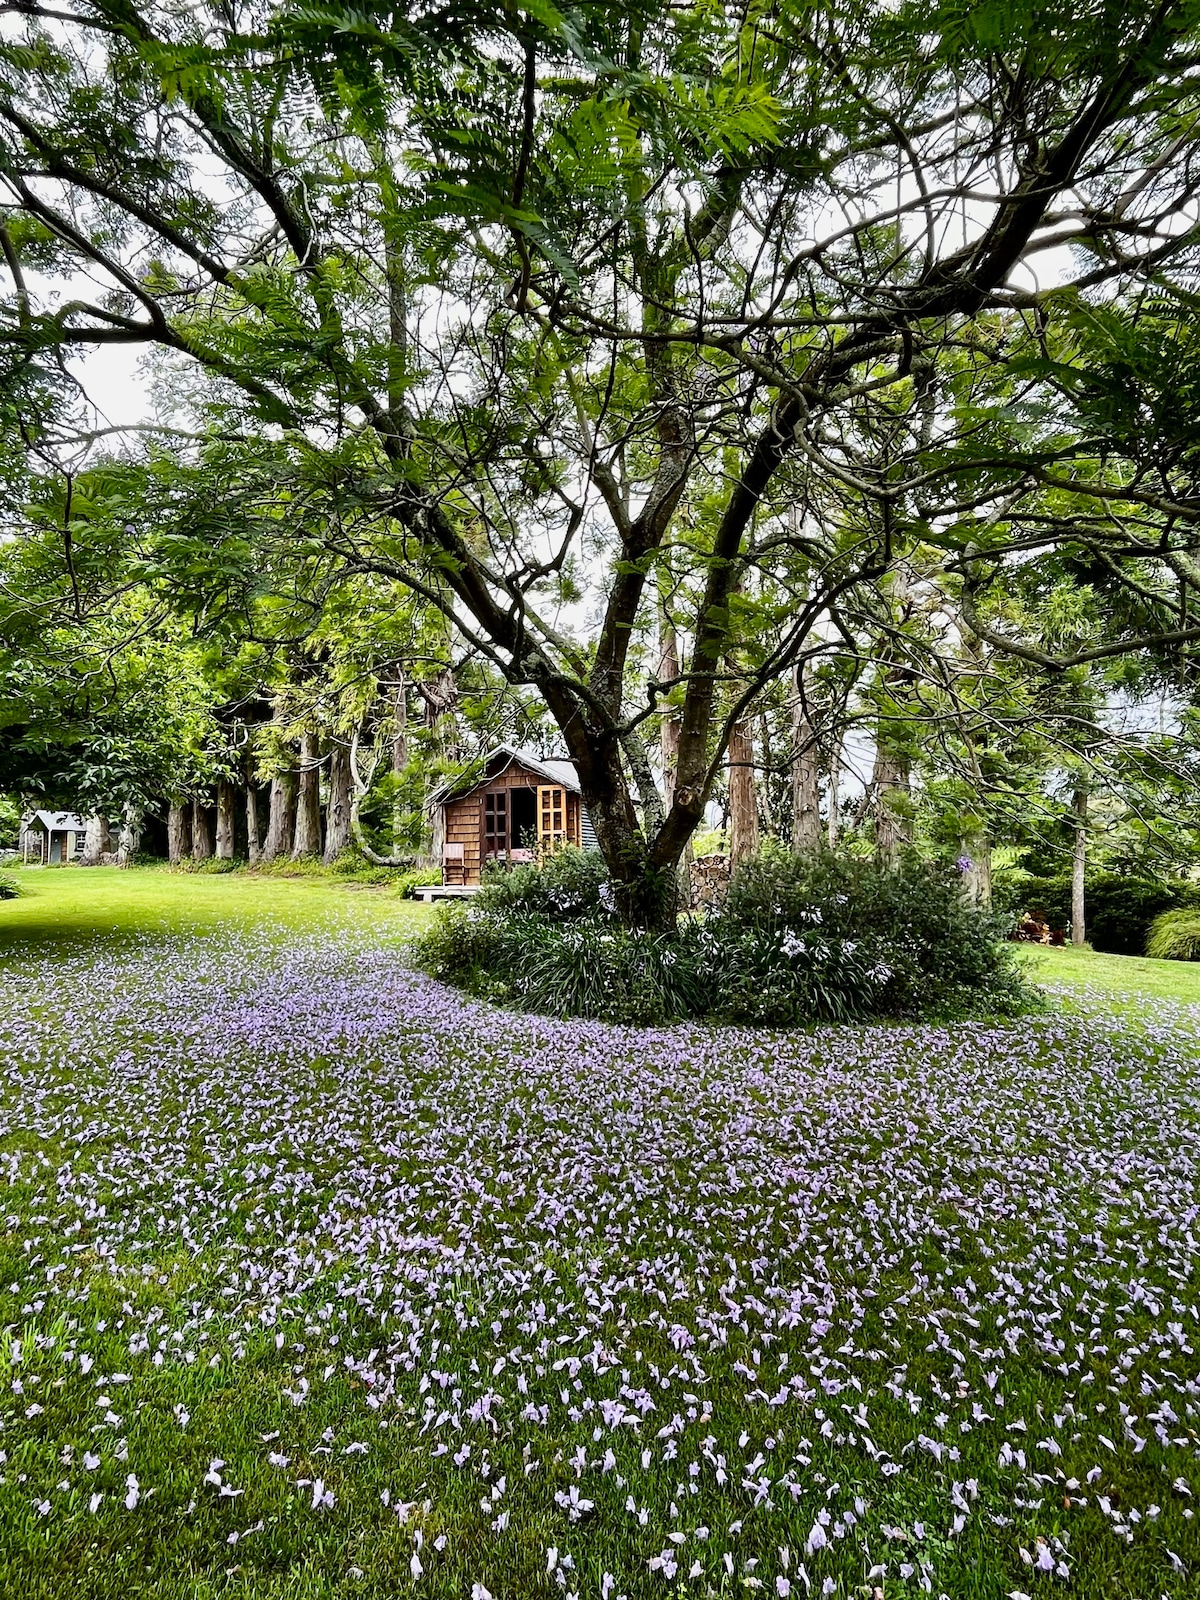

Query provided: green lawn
[3,871,1200,1599]
[1023,941,1200,1009]
[0,864,426,955]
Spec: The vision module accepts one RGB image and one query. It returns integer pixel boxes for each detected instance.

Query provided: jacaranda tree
[3,0,1200,920]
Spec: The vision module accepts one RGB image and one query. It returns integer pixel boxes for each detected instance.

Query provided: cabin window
[538,786,567,847]
[483,791,508,855]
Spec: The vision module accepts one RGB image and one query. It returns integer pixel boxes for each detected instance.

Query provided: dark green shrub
[478,846,608,920]
[1086,875,1200,955]
[997,870,1200,954]
[0,873,19,899]
[1146,909,1200,962]
[999,873,1072,931]
[414,907,555,1004]
[517,921,710,1024]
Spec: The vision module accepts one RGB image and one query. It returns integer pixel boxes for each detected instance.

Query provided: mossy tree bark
[292,732,323,858]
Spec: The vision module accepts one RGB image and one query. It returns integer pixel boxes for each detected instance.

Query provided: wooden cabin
[20,810,85,865]
[431,747,597,887]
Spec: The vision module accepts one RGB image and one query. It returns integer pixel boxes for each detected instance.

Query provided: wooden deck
[412,884,482,903]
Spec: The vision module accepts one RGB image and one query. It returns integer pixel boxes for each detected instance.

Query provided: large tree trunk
[261,773,296,862]
[245,781,260,863]
[1071,786,1088,947]
[587,753,678,929]
[826,731,843,849]
[191,797,213,861]
[81,812,111,866]
[215,781,236,860]
[872,742,911,865]
[116,802,141,868]
[657,598,694,908]
[292,732,323,858]
[323,740,352,864]
[391,675,408,856]
[659,605,680,809]
[167,800,189,865]
[790,663,822,852]
[727,717,759,866]
[420,666,459,762]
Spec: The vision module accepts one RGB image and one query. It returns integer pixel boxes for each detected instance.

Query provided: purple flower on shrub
[955,855,973,874]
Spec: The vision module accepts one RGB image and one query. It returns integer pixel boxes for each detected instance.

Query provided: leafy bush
[478,845,608,920]
[0,873,19,900]
[414,846,1033,1026]
[249,853,414,886]
[393,867,441,898]
[1146,909,1200,962]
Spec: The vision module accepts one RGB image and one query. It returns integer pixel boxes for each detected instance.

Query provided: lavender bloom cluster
[1,926,1199,1596]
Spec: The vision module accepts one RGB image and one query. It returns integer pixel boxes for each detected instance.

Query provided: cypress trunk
[789,664,822,852]
[1071,787,1088,947]
[116,802,141,868]
[191,798,213,861]
[392,677,408,856]
[81,813,111,866]
[215,781,236,859]
[167,800,189,865]
[245,782,260,863]
[727,718,759,866]
[323,740,352,864]
[872,745,911,865]
[292,732,322,858]
[261,773,296,862]
[826,732,843,849]
[963,834,993,908]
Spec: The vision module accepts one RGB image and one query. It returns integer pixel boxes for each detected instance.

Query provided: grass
[1022,941,1200,1010]
[2,871,1200,1598]
[0,863,427,955]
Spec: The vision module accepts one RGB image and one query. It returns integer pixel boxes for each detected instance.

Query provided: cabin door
[537,787,567,851]
[483,791,508,860]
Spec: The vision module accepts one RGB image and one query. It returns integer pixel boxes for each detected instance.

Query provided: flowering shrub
[478,845,608,920]
[719,846,1030,1020]
[416,847,1033,1025]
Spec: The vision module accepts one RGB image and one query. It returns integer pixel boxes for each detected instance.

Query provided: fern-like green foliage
[1146,910,1200,963]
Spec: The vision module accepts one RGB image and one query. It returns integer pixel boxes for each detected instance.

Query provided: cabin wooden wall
[443,793,484,883]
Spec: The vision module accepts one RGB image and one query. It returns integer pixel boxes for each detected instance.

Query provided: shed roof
[431,745,582,805]
[31,810,85,832]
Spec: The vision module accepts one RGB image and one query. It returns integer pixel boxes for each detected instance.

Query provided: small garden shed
[431,746,596,885]
[21,810,85,865]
